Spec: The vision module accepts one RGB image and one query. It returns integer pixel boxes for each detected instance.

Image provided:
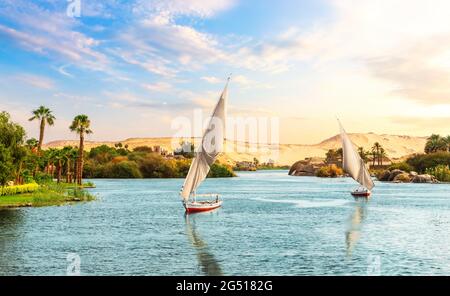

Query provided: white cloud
[133,0,237,19]
[201,76,221,84]
[15,74,55,90]
[142,82,172,92]
[0,1,109,73]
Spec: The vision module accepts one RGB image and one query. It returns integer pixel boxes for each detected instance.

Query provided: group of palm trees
[28,106,92,185]
[424,134,450,154]
[368,142,388,166]
[327,142,388,166]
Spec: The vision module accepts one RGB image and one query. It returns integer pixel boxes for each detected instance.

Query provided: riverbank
[0,183,95,208]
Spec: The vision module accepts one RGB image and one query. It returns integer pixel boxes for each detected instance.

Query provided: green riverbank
[0,183,95,208]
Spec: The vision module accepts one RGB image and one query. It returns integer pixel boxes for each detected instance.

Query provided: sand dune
[43,133,426,165]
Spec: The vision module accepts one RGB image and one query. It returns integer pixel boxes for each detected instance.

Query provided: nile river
[0,170,449,275]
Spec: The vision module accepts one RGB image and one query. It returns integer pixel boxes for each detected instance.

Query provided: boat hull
[351,190,371,197]
[184,200,223,213]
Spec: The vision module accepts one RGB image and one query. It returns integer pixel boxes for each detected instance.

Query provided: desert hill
[43,133,427,165]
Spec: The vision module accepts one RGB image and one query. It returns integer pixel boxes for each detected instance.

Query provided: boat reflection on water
[184,211,223,276]
[345,198,368,257]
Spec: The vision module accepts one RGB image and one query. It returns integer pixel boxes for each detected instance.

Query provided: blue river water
[0,170,449,275]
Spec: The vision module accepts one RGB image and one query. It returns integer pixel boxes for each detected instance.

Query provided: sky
[0,0,449,144]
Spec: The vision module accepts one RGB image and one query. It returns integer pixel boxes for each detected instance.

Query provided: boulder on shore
[388,169,404,181]
[393,173,411,183]
[289,158,325,176]
[411,174,438,183]
[377,169,439,183]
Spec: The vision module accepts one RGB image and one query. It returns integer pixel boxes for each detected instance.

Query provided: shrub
[388,162,413,172]
[33,172,53,184]
[407,152,450,173]
[315,164,344,177]
[0,182,39,196]
[101,161,142,178]
[133,146,153,153]
[208,163,236,177]
[88,145,118,163]
[425,165,450,182]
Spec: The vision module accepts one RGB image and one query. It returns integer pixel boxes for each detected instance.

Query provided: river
[0,170,449,275]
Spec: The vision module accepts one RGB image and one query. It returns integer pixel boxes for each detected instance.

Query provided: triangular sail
[338,120,374,190]
[180,79,229,201]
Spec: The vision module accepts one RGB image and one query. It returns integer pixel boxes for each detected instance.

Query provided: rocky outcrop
[393,173,411,183]
[411,174,437,183]
[377,169,438,183]
[387,169,404,181]
[289,158,325,176]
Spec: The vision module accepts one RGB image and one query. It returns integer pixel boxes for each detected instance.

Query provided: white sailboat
[338,119,375,197]
[180,78,229,213]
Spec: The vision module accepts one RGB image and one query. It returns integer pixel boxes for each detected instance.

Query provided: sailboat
[338,119,375,197]
[180,78,229,213]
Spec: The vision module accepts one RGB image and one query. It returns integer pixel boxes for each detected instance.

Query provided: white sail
[338,120,374,190]
[180,79,229,201]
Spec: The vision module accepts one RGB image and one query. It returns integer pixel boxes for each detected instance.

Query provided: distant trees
[325,148,342,163]
[28,106,55,151]
[174,141,195,159]
[370,142,388,166]
[407,152,450,173]
[425,134,449,153]
[325,143,388,167]
[357,147,369,162]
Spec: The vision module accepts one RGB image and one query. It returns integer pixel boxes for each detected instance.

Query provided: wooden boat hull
[184,200,223,213]
[351,191,371,197]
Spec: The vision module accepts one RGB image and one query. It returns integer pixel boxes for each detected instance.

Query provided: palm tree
[357,147,368,162]
[444,135,450,152]
[29,106,55,151]
[425,134,447,153]
[26,138,38,150]
[371,142,381,165]
[371,150,377,167]
[70,115,92,185]
[53,149,65,184]
[61,146,77,183]
[378,147,387,166]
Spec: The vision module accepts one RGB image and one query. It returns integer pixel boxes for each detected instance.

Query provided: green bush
[100,161,142,178]
[34,172,53,184]
[208,163,236,177]
[0,182,39,196]
[407,152,450,173]
[389,162,413,172]
[425,165,450,182]
[315,164,344,177]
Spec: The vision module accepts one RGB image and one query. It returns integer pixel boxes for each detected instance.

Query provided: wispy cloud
[15,74,55,90]
[201,76,221,84]
[0,1,109,72]
[142,82,172,92]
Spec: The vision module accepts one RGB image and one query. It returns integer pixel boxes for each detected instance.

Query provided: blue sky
[0,0,449,144]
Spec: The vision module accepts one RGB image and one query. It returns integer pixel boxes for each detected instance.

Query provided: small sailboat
[180,78,229,213]
[338,119,375,197]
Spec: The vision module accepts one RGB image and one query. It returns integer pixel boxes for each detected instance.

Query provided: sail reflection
[345,199,368,257]
[185,213,223,276]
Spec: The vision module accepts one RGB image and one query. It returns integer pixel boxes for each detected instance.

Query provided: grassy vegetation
[315,164,344,177]
[425,165,450,182]
[0,182,95,208]
[406,152,450,173]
